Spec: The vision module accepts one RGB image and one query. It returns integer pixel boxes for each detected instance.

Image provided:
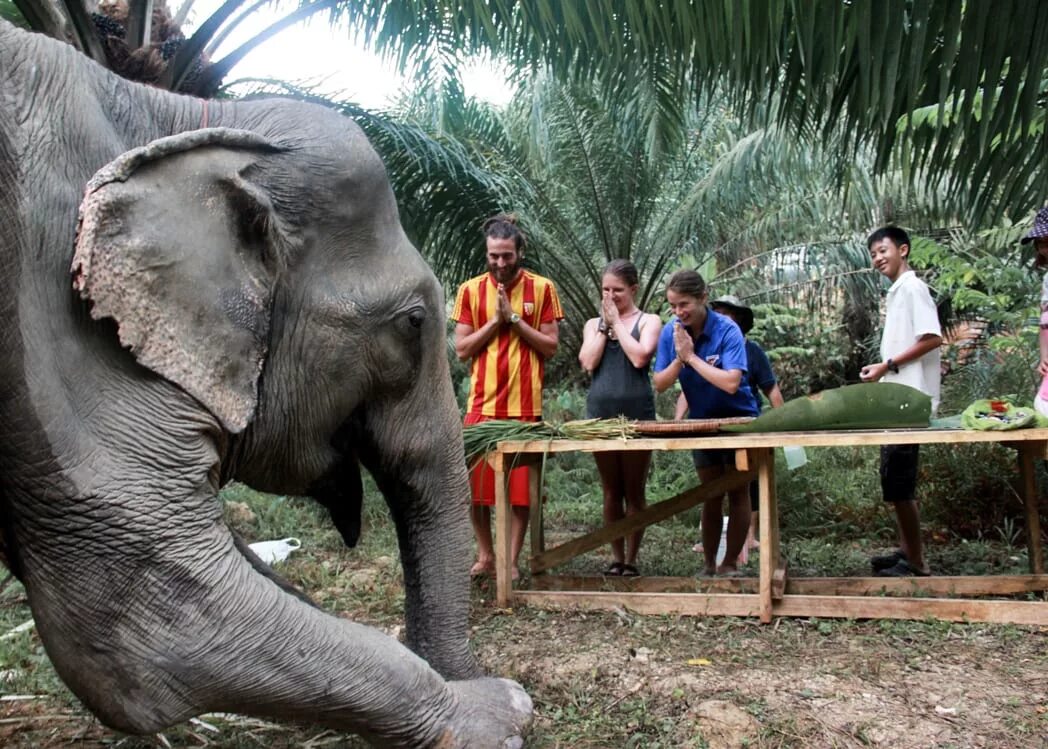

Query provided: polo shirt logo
[523,302,534,316]
[705,354,721,367]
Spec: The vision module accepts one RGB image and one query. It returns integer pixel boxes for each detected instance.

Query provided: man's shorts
[465,413,539,507]
[880,444,920,503]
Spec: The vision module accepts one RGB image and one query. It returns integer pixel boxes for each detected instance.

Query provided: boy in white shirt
[859,226,943,576]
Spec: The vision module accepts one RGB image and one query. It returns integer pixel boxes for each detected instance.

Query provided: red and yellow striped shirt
[452,270,564,418]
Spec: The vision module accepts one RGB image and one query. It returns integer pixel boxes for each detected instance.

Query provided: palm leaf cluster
[9,1,1047,222]
[334,0,1048,225]
[6,0,342,96]
[363,74,963,369]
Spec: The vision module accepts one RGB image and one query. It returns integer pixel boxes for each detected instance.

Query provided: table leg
[757,448,779,623]
[1018,443,1044,574]
[493,454,513,606]
[529,464,545,574]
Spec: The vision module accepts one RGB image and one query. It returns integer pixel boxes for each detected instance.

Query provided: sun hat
[1020,206,1048,244]
[710,294,754,335]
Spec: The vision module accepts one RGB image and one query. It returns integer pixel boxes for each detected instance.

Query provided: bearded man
[452,214,563,580]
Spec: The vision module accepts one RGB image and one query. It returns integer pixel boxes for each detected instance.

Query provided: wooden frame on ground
[489,428,1048,626]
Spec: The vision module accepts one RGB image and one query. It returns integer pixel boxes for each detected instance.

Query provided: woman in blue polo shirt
[653,270,759,576]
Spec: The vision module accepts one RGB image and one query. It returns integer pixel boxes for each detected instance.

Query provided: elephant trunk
[359,382,480,681]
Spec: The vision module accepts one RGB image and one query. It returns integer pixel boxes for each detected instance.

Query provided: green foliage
[941,344,1039,414]
[0,0,26,26]
[325,0,1048,225]
[909,227,1039,332]
[749,303,853,397]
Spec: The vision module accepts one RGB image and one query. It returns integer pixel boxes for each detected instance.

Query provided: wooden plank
[734,449,750,472]
[757,448,776,623]
[786,575,1048,596]
[527,575,755,594]
[528,465,544,571]
[529,470,754,574]
[514,590,763,617]
[772,561,787,600]
[772,595,1048,626]
[494,468,512,607]
[513,590,1047,625]
[495,428,1048,455]
[1018,443,1045,574]
[525,574,1048,597]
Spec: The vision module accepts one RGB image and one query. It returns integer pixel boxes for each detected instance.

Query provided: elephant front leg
[25,529,530,747]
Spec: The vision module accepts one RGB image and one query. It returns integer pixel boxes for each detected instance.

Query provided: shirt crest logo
[523,302,534,316]
[705,354,721,367]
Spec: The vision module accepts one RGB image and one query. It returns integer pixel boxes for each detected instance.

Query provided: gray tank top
[585,317,656,420]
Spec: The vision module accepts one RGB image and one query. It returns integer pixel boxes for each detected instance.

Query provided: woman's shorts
[465,413,538,507]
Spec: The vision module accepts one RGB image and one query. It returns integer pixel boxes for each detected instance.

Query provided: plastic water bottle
[782,445,808,470]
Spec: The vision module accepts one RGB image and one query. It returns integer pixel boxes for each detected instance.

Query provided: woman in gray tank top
[578,260,661,576]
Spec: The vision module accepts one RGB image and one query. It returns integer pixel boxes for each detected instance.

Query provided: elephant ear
[73,128,293,433]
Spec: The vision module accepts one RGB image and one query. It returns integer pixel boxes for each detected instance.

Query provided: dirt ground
[2,558,1046,749]
[470,600,1048,748]
[8,603,1042,748]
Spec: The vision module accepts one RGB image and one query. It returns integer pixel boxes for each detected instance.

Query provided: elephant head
[0,19,529,748]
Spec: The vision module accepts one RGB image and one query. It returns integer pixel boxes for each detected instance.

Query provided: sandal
[620,564,640,578]
[876,559,930,577]
[604,562,626,576]
[870,549,907,572]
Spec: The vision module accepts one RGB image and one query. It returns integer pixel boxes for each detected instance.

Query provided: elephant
[0,19,531,748]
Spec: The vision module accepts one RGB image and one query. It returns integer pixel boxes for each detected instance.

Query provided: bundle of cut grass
[463,417,636,462]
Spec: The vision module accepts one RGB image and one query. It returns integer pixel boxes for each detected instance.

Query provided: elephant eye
[407,306,426,329]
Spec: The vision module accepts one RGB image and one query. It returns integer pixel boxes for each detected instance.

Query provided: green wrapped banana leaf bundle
[721,383,932,433]
[961,399,1036,431]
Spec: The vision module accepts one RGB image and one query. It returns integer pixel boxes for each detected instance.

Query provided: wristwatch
[509,312,521,325]
[886,358,899,373]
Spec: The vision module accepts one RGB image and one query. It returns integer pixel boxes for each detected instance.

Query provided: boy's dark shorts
[880,444,920,502]
[693,451,760,509]
[692,448,735,470]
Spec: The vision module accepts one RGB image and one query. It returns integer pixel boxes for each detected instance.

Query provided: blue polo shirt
[746,339,776,395]
[655,310,759,419]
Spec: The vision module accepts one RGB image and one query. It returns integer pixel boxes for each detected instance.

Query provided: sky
[183,2,512,109]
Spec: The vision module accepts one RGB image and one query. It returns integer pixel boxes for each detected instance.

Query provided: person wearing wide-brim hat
[678,293,786,557]
[1022,207,1048,416]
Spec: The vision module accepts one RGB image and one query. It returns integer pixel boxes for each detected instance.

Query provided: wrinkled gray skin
[0,21,530,748]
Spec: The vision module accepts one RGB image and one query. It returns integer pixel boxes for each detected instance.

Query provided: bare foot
[747,538,760,551]
[692,542,704,554]
[470,559,495,577]
[510,566,520,581]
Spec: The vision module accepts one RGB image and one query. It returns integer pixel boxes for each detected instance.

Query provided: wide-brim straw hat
[710,294,754,335]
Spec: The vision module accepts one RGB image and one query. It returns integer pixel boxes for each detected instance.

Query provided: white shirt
[881,270,942,413]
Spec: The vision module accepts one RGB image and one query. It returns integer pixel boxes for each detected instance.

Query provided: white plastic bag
[248,537,302,565]
[713,517,749,565]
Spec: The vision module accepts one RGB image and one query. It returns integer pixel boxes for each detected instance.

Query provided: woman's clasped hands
[673,321,695,365]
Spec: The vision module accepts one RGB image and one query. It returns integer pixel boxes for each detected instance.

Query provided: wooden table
[489,428,1048,626]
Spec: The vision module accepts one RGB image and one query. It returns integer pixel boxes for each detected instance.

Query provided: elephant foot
[437,677,532,748]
